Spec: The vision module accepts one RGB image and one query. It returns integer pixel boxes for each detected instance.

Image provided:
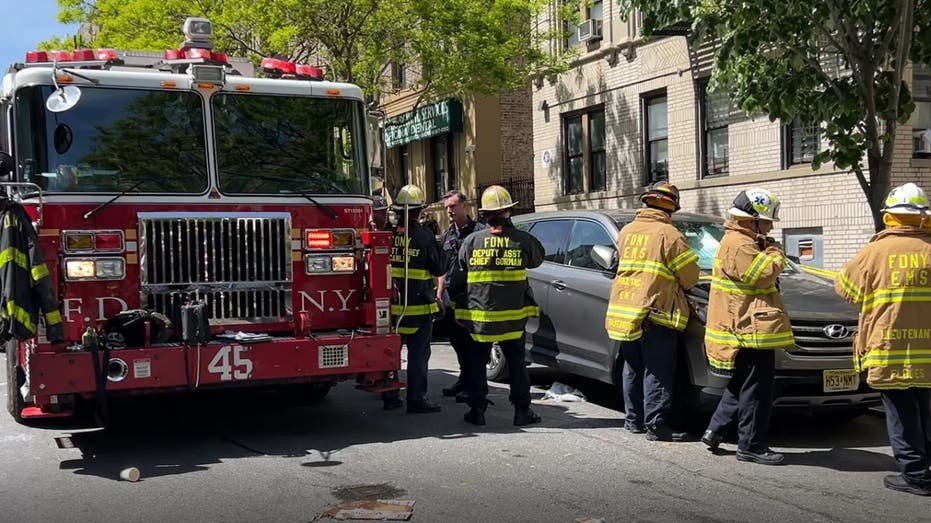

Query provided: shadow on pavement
[44,369,616,482]
[780,448,898,472]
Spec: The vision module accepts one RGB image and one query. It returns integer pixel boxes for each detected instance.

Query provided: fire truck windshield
[213,93,367,195]
[14,85,208,193]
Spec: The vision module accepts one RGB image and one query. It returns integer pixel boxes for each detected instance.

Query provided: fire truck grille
[138,212,293,322]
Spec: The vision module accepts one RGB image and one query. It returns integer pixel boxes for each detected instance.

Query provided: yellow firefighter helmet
[479,185,517,212]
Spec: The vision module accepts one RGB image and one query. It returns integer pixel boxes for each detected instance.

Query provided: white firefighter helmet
[728,188,781,221]
[479,185,517,212]
[391,184,427,209]
[882,182,930,215]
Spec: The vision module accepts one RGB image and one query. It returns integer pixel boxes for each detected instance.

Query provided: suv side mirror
[0,152,13,182]
[591,244,617,272]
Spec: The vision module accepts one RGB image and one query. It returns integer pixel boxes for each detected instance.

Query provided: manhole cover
[331,483,407,501]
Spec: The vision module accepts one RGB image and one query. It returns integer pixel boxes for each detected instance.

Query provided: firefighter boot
[514,406,541,426]
[464,402,488,426]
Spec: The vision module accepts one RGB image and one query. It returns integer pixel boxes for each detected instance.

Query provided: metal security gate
[477,175,534,216]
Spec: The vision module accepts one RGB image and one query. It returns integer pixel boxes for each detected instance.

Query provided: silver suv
[496,210,880,417]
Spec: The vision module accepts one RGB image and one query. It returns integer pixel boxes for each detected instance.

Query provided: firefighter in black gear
[452,185,544,426]
[436,190,486,401]
[381,184,446,413]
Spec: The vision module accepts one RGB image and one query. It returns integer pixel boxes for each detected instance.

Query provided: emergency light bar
[260,58,325,80]
[24,48,124,66]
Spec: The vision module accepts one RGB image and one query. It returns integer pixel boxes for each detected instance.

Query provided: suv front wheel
[486,343,509,382]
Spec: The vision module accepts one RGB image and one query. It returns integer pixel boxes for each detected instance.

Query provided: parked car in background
[496,209,880,419]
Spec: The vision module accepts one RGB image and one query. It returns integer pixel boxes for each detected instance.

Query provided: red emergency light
[48,50,72,62]
[25,51,48,63]
[306,230,334,249]
[71,49,94,61]
[261,58,297,76]
[93,232,123,251]
[186,48,211,60]
[164,49,183,60]
[296,65,324,80]
[210,52,229,64]
[96,49,118,61]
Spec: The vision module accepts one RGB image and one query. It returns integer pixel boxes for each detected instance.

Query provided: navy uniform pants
[881,388,931,486]
[707,348,775,452]
[383,318,433,404]
[620,322,678,430]
[465,334,531,409]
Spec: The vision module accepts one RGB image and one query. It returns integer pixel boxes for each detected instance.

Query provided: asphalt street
[1,343,928,523]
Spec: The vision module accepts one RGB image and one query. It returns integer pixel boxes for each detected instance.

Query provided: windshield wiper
[83,179,147,220]
[224,172,339,220]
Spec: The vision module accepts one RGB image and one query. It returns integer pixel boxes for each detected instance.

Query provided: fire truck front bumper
[26,333,402,406]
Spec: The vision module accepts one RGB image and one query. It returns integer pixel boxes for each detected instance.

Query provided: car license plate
[823,369,859,393]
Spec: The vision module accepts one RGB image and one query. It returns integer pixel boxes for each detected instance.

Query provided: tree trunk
[866,154,890,233]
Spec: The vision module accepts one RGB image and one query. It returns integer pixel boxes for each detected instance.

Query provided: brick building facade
[532,5,931,269]
[378,76,534,228]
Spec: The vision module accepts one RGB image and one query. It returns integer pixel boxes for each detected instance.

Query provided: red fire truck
[1,17,401,423]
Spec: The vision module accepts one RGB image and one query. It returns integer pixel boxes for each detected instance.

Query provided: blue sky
[2,0,80,68]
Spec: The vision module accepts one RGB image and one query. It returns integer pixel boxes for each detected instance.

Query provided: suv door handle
[552,279,567,291]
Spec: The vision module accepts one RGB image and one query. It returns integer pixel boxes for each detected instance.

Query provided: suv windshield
[673,220,797,274]
[14,85,208,193]
[213,94,367,195]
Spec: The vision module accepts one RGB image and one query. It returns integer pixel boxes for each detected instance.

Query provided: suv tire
[486,343,509,382]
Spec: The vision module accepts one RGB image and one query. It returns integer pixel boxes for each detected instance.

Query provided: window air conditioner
[578,19,603,42]
[915,129,931,154]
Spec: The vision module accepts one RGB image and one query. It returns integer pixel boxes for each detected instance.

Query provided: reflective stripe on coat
[704,220,793,371]
[604,208,700,341]
[390,223,445,335]
[455,225,544,342]
[0,203,63,343]
[834,226,931,389]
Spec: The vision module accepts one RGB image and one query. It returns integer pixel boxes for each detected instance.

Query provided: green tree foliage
[46,0,568,104]
[621,0,931,231]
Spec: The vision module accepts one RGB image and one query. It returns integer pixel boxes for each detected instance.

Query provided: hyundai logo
[823,324,852,339]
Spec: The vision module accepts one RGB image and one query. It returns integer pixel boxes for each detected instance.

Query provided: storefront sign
[384,99,463,148]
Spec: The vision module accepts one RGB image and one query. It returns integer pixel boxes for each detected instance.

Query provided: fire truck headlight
[331,255,355,272]
[304,254,355,275]
[64,258,125,280]
[65,260,95,279]
[95,259,125,279]
[305,255,331,274]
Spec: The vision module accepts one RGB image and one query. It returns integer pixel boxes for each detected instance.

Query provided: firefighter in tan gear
[835,182,931,496]
[381,184,446,413]
[604,182,699,441]
[700,188,792,466]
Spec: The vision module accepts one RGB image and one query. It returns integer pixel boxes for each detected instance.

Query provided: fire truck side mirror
[366,112,384,170]
[0,152,13,181]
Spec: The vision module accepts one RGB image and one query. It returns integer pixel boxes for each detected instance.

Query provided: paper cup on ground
[120,467,140,482]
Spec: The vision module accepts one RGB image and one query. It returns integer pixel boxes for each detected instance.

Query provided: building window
[589,0,603,20]
[701,84,729,177]
[561,0,581,50]
[391,62,407,90]
[398,144,409,184]
[589,111,606,192]
[564,114,584,194]
[431,134,455,202]
[913,66,931,157]
[563,106,606,195]
[644,94,668,183]
[785,120,820,165]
